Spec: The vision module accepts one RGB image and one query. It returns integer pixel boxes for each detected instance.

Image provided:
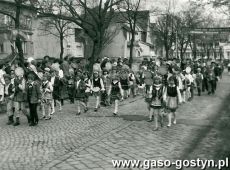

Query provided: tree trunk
[180,47,183,60]
[88,41,97,73]
[15,35,24,67]
[129,35,135,68]
[60,34,64,61]
[165,45,169,59]
[15,0,24,68]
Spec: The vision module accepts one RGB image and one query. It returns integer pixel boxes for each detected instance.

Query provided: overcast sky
[143,0,229,24]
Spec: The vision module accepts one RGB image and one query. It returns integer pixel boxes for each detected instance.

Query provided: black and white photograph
[0,0,229,169]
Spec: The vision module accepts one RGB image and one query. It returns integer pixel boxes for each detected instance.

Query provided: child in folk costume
[75,72,87,115]
[83,71,91,111]
[52,69,63,111]
[172,66,186,103]
[119,70,130,99]
[148,76,164,131]
[136,72,142,94]
[41,73,53,120]
[179,71,186,103]
[195,68,203,96]
[101,69,111,106]
[128,71,137,97]
[108,74,124,116]
[4,74,15,125]
[163,76,182,127]
[143,68,153,95]
[91,71,105,112]
[136,69,145,96]
[67,69,75,104]
[26,71,42,126]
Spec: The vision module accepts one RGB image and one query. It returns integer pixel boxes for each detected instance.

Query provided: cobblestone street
[0,74,229,170]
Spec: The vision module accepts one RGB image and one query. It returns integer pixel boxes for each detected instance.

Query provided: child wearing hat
[108,74,123,116]
[4,74,15,125]
[26,71,41,126]
[163,76,182,127]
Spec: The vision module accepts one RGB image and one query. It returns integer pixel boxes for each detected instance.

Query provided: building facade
[0,0,84,61]
[100,11,155,60]
[0,0,35,59]
[33,20,84,59]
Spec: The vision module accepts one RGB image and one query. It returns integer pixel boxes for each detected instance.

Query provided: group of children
[0,57,222,128]
[144,60,222,131]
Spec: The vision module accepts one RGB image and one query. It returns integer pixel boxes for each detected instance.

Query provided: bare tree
[36,0,122,71]
[117,0,142,67]
[38,17,71,60]
[153,12,177,59]
[176,4,205,60]
[208,0,230,15]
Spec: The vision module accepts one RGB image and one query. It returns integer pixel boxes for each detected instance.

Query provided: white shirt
[51,76,55,86]
[185,74,194,84]
[76,80,81,89]
[59,70,64,78]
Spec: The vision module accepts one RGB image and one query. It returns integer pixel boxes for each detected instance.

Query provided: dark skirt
[110,92,121,102]
[75,91,86,101]
[121,85,129,90]
[53,90,61,100]
[120,79,129,90]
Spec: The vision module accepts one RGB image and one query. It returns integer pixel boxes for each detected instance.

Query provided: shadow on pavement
[119,115,149,121]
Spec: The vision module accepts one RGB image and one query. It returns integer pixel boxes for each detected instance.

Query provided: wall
[100,25,126,58]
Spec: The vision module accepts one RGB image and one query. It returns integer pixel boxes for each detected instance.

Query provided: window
[22,41,27,54]
[0,43,4,53]
[141,32,147,42]
[75,28,82,42]
[227,52,230,58]
[4,15,12,25]
[26,17,32,29]
[24,16,32,29]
